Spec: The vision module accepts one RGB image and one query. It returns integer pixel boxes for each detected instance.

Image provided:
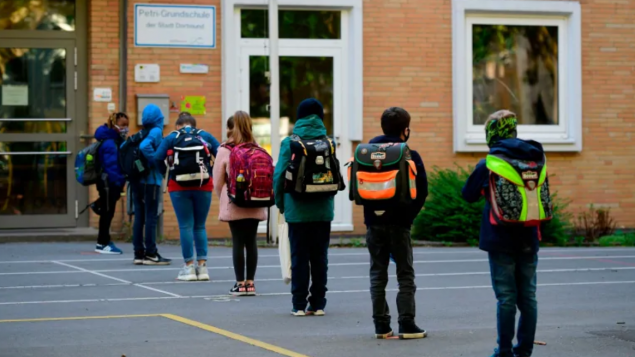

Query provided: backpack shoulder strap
[291,134,302,142]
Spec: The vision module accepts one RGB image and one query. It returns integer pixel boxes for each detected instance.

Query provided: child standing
[154,112,220,281]
[93,112,129,254]
[462,110,541,357]
[213,112,268,295]
[363,107,428,339]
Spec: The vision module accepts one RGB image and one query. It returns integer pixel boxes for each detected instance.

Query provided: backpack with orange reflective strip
[347,142,417,210]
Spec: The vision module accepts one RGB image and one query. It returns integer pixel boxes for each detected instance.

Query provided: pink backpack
[225,142,275,208]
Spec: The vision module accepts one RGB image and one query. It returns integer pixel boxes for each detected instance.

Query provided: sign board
[1,85,28,106]
[134,4,216,49]
[181,96,206,115]
[135,64,160,82]
[93,88,112,102]
[180,64,209,74]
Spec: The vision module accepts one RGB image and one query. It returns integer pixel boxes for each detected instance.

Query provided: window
[241,10,341,39]
[452,0,582,152]
[0,0,75,31]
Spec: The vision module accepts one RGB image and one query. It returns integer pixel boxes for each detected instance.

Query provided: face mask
[115,125,129,138]
[404,128,410,142]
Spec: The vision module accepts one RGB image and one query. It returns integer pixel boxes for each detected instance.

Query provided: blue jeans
[488,252,538,357]
[131,182,160,257]
[169,190,212,263]
[288,222,331,311]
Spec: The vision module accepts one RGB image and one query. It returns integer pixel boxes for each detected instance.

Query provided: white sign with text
[134,4,216,49]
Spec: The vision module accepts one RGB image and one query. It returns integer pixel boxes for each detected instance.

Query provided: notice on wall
[1,85,28,106]
[181,96,206,115]
[134,4,216,49]
[135,64,160,83]
[93,88,112,102]
[180,64,209,74]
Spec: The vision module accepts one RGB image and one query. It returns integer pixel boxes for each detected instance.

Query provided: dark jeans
[229,219,260,281]
[288,222,331,310]
[96,180,122,246]
[131,182,160,257]
[488,252,538,357]
[366,225,417,325]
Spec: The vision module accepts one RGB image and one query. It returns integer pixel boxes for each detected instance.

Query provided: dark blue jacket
[462,138,543,254]
[363,135,428,228]
[94,124,125,187]
[153,126,220,174]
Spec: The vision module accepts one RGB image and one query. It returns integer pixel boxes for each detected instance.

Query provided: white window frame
[221,0,364,141]
[452,0,582,152]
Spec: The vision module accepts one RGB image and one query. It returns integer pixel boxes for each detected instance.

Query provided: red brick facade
[88,0,635,239]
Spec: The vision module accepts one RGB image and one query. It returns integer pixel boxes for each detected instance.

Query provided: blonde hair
[230,111,255,144]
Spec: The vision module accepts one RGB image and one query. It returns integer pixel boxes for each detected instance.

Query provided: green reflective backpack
[486,153,553,227]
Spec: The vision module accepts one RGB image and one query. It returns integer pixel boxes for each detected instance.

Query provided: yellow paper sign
[180,96,206,115]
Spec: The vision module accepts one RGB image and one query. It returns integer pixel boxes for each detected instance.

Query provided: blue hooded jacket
[153,126,220,175]
[462,138,543,254]
[94,124,125,187]
[137,104,165,186]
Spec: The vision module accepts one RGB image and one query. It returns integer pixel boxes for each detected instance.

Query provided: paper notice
[2,85,28,106]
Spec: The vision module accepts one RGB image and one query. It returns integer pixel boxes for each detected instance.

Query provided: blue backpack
[75,141,102,186]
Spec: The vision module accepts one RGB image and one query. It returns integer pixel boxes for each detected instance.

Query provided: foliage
[540,192,573,244]
[574,205,617,242]
[599,233,635,247]
[467,238,479,247]
[411,166,485,242]
[350,238,365,248]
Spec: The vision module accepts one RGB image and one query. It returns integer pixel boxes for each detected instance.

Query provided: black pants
[288,222,331,310]
[229,219,260,281]
[366,225,417,325]
[96,180,122,246]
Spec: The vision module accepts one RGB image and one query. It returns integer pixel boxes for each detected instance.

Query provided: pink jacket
[213,145,268,222]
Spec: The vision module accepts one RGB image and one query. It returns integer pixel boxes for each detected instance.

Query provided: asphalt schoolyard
[0,243,634,357]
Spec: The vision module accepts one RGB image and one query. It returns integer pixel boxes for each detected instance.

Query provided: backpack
[226,142,275,208]
[486,153,553,226]
[348,142,418,210]
[170,128,213,187]
[75,141,102,186]
[284,135,345,198]
[118,129,150,181]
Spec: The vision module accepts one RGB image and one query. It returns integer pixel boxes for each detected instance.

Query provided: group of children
[89,99,542,357]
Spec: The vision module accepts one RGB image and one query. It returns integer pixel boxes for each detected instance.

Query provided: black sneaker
[398,321,427,340]
[229,283,247,296]
[143,253,172,265]
[375,322,393,339]
[133,252,144,265]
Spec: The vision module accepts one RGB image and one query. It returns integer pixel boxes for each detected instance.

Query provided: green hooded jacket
[273,115,335,223]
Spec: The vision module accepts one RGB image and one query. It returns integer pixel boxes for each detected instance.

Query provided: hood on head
[94,124,120,141]
[291,115,327,139]
[490,138,544,161]
[142,104,164,128]
[297,98,324,121]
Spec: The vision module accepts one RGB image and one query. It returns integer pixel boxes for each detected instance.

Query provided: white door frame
[239,45,353,232]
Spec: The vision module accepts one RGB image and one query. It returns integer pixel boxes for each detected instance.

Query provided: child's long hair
[226,116,235,141]
[229,111,255,144]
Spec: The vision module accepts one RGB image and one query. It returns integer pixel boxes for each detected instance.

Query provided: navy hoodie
[94,124,125,187]
[363,135,428,228]
[462,138,543,254]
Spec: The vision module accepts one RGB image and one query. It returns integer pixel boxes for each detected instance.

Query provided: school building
[0,0,633,239]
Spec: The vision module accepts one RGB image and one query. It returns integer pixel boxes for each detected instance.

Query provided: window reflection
[241,10,341,39]
[0,0,76,31]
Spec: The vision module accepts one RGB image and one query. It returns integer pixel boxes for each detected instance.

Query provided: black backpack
[75,141,102,186]
[118,129,150,181]
[284,135,345,198]
[170,128,213,187]
[348,142,418,210]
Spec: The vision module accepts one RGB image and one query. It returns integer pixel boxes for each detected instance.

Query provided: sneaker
[375,322,394,339]
[245,282,256,296]
[398,321,427,340]
[197,263,210,281]
[291,309,306,316]
[144,253,172,265]
[95,243,123,255]
[305,306,325,316]
[133,254,144,265]
[229,283,247,296]
[177,264,197,281]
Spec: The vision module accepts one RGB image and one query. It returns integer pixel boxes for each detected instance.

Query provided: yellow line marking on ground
[0,314,160,323]
[161,314,311,357]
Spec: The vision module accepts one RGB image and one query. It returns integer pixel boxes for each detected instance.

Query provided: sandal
[246,283,256,296]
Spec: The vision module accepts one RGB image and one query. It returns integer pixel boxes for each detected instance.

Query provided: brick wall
[88,0,635,239]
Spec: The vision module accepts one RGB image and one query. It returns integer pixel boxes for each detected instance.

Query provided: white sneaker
[177,265,197,281]
[196,263,210,281]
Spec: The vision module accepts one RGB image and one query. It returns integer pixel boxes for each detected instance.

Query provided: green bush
[411,166,485,242]
[599,233,635,247]
[540,192,573,244]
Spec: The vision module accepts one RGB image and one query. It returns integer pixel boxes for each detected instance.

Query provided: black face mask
[403,128,410,142]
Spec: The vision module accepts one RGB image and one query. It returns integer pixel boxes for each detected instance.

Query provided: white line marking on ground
[0,280,633,306]
[1,248,633,264]
[51,261,182,298]
[3,255,631,276]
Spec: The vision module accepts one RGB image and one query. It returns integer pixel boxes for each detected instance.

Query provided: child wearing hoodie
[128,104,171,266]
[462,110,542,357]
[364,107,428,339]
[93,112,129,254]
[273,98,333,316]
